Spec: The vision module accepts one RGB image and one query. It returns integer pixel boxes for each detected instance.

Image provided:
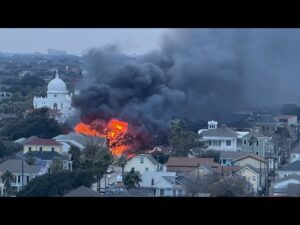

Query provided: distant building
[33,70,75,123]
[272,174,300,196]
[240,130,269,157]
[274,115,298,127]
[199,122,238,151]
[236,165,265,193]
[245,114,277,137]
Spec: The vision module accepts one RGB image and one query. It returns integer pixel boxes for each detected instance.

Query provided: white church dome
[47,70,67,93]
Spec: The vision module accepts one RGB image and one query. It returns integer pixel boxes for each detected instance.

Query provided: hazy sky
[0,29,167,55]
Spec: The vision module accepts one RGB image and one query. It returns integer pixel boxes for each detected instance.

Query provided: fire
[74,118,132,156]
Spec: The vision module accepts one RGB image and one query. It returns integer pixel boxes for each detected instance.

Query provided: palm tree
[1,171,14,196]
[123,168,142,189]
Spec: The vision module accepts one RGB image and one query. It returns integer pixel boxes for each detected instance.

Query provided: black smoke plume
[72,29,300,149]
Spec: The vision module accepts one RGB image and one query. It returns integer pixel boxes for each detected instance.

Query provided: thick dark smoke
[72,29,300,148]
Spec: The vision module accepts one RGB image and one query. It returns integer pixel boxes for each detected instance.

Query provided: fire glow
[74,118,132,156]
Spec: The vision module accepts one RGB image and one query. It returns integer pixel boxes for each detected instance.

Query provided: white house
[0,159,48,192]
[236,165,264,193]
[277,161,300,178]
[199,121,238,151]
[140,171,189,197]
[124,154,164,174]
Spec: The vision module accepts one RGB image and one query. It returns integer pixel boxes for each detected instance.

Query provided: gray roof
[64,186,102,197]
[201,126,238,138]
[220,151,251,160]
[280,161,300,172]
[54,132,106,146]
[144,154,159,165]
[24,151,63,161]
[243,130,265,139]
[22,136,38,145]
[274,174,300,185]
[0,159,42,174]
[103,188,155,197]
[246,114,277,124]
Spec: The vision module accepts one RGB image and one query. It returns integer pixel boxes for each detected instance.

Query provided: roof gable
[232,154,267,164]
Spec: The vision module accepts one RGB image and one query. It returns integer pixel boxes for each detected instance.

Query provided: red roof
[25,138,62,146]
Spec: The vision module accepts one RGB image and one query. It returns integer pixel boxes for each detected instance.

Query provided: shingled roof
[220,151,251,160]
[201,125,238,138]
[25,138,62,146]
[232,154,267,164]
[0,159,42,174]
[166,157,215,167]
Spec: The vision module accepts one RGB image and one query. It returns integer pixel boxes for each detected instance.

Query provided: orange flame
[74,118,132,156]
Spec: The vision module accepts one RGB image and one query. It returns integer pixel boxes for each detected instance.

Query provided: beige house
[23,137,63,154]
[124,154,162,174]
[232,154,267,170]
[236,165,264,193]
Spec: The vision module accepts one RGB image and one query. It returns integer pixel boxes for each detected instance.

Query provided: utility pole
[21,152,24,190]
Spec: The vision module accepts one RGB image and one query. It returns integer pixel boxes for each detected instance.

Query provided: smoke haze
[72,29,300,147]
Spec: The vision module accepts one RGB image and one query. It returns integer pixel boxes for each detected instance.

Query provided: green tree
[25,152,36,166]
[1,171,14,196]
[17,170,95,197]
[50,157,64,173]
[168,119,206,157]
[123,168,142,189]
[0,108,63,140]
[68,145,81,170]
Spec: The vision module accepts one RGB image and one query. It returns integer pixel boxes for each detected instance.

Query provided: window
[244,140,246,145]
[226,140,231,146]
[160,189,164,196]
[51,147,54,152]
[53,103,57,110]
[28,147,32,151]
[262,126,265,131]
[256,141,259,146]
[140,156,144,163]
[17,175,21,184]
[178,190,182,196]
[151,178,154,186]
[61,103,63,110]
[267,127,269,130]
[223,159,226,164]
[256,152,259,156]
[39,147,42,151]
[173,190,176,196]
[249,141,252,146]
[145,167,149,172]
[253,176,256,181]
[54,94,57,98]
[68,163,71,170]
[26,176,30,183]
[218,140,221,146]
[208,140,211,146]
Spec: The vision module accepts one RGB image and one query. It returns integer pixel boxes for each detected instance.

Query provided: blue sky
[0,28,167,55]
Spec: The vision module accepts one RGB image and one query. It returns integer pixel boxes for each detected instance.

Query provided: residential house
[64,186,102,197]
[277,160,300,178]
[246,114,277,137]
[0,159,48,192]
[219,151,250,166]
[236,131,249,151]
[124,154,163,174]
[166,157,215,173]
[236,165,265,193]
[199,121,238,151]
[140,171,190,197]
[240,130,268,157]
[23,137,63,154]
[24,151,72,171]
[53,132,107,153]
[272,174,300,196]
[232,154,268,170]
[275,115,297,127]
